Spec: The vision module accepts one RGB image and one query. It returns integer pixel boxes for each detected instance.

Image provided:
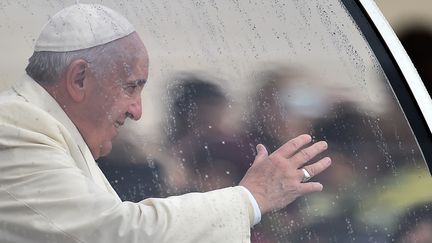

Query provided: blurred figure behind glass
[161,73,250,194]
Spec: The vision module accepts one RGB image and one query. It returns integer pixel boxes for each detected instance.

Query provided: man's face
[81,33,149,159]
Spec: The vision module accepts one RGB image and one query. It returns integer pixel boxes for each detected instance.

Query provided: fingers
[298,159,327,191]
[244,136,331,214]
[253,144,269,165]
[290,140,328,168]
[302,157,332,178]
[273,134,312,158]
[300,182,324,194]
[256,144,268,156]
[297,157,331,184]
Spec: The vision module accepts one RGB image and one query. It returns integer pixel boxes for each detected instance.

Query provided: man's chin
[93,142,113,160]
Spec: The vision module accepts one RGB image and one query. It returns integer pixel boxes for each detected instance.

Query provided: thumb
[255,144,269,162]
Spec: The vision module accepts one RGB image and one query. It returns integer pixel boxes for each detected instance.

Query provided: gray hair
[26,41,120,85]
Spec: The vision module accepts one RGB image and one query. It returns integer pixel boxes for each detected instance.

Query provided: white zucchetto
[34,4,135,52]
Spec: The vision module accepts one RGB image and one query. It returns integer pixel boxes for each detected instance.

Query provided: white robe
[0,75,252,243]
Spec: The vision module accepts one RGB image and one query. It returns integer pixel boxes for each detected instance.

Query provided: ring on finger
[301,168,312,182]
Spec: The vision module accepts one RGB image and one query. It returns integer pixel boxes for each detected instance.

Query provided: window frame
[344,0,432,173]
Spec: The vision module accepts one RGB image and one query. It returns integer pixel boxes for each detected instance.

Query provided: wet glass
[1,0,431,242]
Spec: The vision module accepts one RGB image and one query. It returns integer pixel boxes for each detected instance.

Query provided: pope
[0,3,331,242]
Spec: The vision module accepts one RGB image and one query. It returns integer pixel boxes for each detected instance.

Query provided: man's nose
[127,94,142,120]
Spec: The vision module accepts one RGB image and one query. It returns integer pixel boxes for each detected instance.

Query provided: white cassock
[0,75,253,243]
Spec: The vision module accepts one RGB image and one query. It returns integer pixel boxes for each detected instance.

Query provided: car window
[1,0,431,242]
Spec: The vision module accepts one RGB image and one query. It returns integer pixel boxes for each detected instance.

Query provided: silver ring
[301,168,312,182]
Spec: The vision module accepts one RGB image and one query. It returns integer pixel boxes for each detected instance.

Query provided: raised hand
[239,134,331,214]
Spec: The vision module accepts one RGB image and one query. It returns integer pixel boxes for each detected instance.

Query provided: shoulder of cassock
[0,75,253,243]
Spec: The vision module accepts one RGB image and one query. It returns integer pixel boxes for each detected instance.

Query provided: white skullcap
[34,4,135,52]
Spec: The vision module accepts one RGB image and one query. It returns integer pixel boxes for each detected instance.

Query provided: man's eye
[123,85,138,95]
[121,80,146,95]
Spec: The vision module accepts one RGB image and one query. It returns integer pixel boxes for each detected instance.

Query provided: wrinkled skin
[47,32,149,159]
[80,33,148,159]
[240,134,331,214]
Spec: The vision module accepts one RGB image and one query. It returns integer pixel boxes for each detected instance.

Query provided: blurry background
[376,0,432,97]
[376,0,432,32]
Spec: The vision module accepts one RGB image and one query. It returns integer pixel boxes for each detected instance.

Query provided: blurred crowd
[97,63,431,242]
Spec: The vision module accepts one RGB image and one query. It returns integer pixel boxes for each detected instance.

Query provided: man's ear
[65,59,89,102]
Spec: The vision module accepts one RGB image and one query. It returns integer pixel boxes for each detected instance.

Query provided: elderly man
[0,4,331,243]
